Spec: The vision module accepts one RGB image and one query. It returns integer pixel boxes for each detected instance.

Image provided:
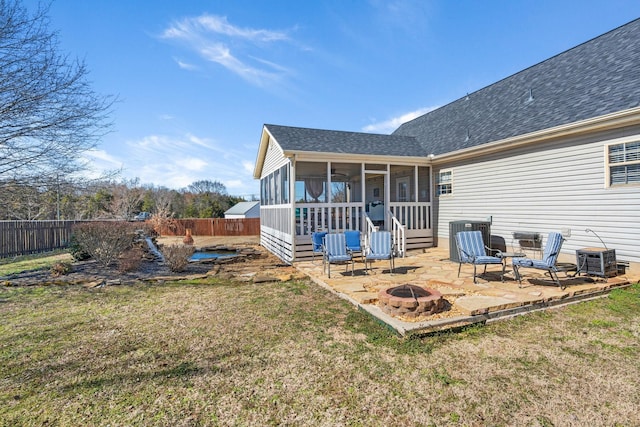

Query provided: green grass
[0,251,72,276]
[0,279,638,426]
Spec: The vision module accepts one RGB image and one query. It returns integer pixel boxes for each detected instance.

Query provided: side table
[497,252,526,281]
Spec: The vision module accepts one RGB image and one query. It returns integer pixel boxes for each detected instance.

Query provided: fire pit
[378,284,445,318]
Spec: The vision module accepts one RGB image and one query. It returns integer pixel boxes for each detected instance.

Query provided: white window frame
[606,138,640,187]
[436,169,453,196]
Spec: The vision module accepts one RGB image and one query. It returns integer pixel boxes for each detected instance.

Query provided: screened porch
[260,160,434,261]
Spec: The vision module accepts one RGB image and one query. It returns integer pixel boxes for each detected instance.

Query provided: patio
[295,246,638,336]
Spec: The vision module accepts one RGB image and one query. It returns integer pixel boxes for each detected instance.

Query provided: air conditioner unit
[449,220,491,262]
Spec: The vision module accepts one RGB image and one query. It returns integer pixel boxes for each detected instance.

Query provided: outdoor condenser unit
[449,220,491,262]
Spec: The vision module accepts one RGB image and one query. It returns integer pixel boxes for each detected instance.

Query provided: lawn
[1,276,638,426]
[0,251,72,276]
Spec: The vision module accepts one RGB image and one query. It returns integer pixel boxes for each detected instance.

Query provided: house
[253,18,640,270]
[224,201,260,219]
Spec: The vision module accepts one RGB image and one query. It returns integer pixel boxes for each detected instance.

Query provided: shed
[224,201,260,219]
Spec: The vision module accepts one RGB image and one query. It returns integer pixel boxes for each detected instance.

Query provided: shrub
[67,234,91,261]
[50,261,73,276]
[118,247,144,273]
[72,222,139,267]
[162,244,195,272]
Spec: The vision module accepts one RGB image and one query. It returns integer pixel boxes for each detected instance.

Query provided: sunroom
[255,124,434,263]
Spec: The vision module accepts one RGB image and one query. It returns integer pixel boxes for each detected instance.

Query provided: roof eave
[253,126,276,179]
[282,149,429,164]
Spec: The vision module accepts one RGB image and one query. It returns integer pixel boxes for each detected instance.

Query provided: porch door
[364,171,387,230]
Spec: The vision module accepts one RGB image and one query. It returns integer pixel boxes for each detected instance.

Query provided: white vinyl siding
[261,138,289,178]
[435,128,640,263]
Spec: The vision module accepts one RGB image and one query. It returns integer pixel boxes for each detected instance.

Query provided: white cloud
[224,179,244,189]
[186,133,215,150]
[115,132,259,197]
[174,58,198,70]
[242,160,254,174]
[175,157,208,171]
[79,148,123,179]
[362,106,438,134]
[83,148,122,165]
[161,14,296,87]
[194,15,289,42]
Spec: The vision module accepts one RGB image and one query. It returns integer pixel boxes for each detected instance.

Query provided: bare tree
[0,0,114,185]
[109,178,144,220]
[151,186,177,216]
[187,180,227,195]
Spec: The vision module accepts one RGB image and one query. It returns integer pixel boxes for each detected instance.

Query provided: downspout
[361,162,366,233]
[428,153,437,247]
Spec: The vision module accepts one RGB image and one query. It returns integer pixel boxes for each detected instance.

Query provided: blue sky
[26,0,640,198]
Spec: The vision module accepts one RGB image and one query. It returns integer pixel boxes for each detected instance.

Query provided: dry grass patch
[0,280,638,426]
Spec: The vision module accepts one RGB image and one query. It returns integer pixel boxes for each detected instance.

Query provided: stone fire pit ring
[378,284,446,319]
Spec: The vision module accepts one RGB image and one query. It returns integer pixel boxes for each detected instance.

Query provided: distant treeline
[0,178,254,221]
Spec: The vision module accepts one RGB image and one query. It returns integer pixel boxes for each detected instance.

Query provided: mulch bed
[1,245,300,287]
[1,258,213,287]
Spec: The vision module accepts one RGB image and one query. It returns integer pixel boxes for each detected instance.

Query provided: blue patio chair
[311,231,327,263]
[455,230,504,283]
[344,230,363,264]
[323,233,353,278]
[365,231,395,274]
[512,232,566,289]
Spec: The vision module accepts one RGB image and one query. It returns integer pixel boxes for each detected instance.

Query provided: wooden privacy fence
[0,218,260,258]
[0,220,80,258]
[157,218,260,237]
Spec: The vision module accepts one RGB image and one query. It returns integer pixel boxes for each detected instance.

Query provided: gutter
[282,150,428,164]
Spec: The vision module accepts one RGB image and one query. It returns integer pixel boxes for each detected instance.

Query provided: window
[608,141,640,186]
[436,170,452,195]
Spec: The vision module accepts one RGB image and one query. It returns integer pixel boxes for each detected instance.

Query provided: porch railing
[363,213,376,251]
[362,210,406,259]
[388,210,406,258]
[295,202,425,258]
[295,203,364,236]
[388,202,431,230]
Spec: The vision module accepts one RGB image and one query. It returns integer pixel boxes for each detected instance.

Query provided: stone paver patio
[295,247,638,336]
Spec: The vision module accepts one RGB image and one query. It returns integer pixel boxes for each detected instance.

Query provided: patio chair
[311,231,327,264]
[323,233,354,278]
[344,230,364,264]
[365,231,395,274]
[512,232,565,289]
[455,230,504,283]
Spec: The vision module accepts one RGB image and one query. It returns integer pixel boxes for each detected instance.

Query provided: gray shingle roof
[224,201,259,215]
[393,18,640,155]
[265,124,426,157]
